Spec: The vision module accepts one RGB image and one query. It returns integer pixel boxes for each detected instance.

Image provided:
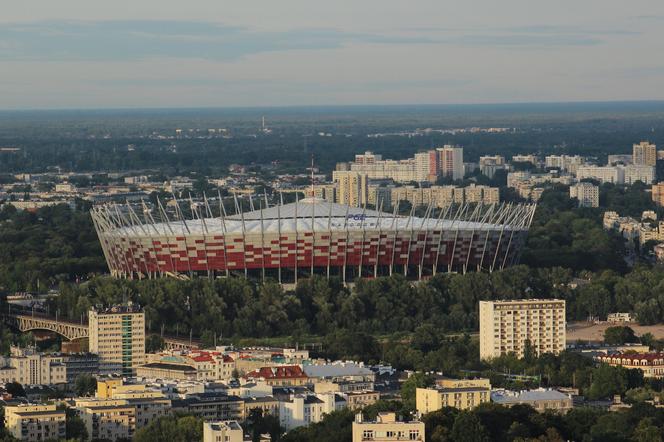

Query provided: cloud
[0,20,434,62]
[0,19,633,63]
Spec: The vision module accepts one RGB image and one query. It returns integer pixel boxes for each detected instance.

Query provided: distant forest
[1,102,664,175]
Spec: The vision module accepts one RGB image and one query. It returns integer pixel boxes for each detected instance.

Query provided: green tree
[134,415,203,442]
[74,374,97,397]
[65,408,88,441]
[400,372,434,411]
[450,411,489,442]
[603,326,638,345]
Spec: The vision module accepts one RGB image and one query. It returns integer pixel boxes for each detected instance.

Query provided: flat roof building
[3,404,66,441]
[352,412,424,442]
[479,299,566,360]
[203,420,244,442]
[89,304,146,376]
[416,378,491,414]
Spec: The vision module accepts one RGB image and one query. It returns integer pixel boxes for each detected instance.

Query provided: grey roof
[491,389,569,404]
[303,363,373,378]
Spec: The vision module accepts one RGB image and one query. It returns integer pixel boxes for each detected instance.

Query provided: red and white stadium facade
[90,197,536,283]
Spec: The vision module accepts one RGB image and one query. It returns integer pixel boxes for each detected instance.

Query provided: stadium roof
[92,197,536,237]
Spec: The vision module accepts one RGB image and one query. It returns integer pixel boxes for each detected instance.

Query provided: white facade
[576,165,625,185]
[569,182,599,208]
[624,165,655,185]
[279,393,346,431]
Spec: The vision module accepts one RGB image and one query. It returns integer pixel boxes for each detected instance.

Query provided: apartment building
[244,366,309,387]
[333,171,368,207]
[624,165,655,185]
[89,304,146,375]
[512,154,539,165]
[387,184,499,209]
[438,145,464,181]
[3,404,66,441]
[479,299,566,360]
[652,182,664,206]
[416,378,491,413]
[0,346,66,386]
[633,141,657,166]
[569,182,599,208]
[576,165,625,184]
[479,155,509,179]
[203,420,244,442]
[352,412,424,442]
[279,392,346,431]
[544,155,585,173]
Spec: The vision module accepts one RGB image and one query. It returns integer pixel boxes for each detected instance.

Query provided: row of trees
[41,262,664,344]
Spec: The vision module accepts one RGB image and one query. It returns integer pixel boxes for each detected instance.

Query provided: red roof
[246,365,307,380]
[605,352,664,362]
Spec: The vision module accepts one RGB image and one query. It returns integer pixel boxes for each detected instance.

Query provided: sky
[1,1,664,109]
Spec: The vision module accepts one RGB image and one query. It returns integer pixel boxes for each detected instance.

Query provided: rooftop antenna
[310,153,315,198]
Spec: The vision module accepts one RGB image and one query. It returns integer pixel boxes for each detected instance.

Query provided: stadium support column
[234,193,248,278]
[358,204,368,278]
[389,202,400,277]
[172,195,194,278]
[217,190,230,278]
[402,205,415,277]
[294,194,299,285]
[326,201,333,279]
[260,202,266,283]
[448,203,468,273]
[490,203,512,272]
[277,195,283,285]
[190,195,212,278]
[501,204,530,270]
[417,203,433,280]
[462,203,483,274]
[157,198,179,276]
[342,203,350,284]
[311,199,316,278]
[477,204,501,271]
[432,203,452,276]
[374,201,384,278]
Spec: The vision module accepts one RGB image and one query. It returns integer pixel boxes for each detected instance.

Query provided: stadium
[90,197,536,283]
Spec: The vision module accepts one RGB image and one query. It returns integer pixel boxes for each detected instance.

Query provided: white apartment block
[279,393,346,431]
[624,165,655,185]
[569,182,599,208]
[479,299,566,360]
[544,155,585,174]
[576,165,625,185]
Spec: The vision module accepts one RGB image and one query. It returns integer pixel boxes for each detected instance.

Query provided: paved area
[567,321,664,343]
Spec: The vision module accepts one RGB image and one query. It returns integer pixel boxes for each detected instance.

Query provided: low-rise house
[596,353,664,378]
[245,366,309,387]
[491,389,573,414]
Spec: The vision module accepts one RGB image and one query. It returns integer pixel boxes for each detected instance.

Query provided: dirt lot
[567,321,664,343]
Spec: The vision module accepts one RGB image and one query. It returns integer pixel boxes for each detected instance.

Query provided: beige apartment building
[0,346,66,386]
[333,170,369,207]
[416,378,491,414]
[3,404,66,441]
[633,141,657,166]
[479,299,566,360]
[652,182,664,207]
[352,412,424,442]
[89,304,146,375]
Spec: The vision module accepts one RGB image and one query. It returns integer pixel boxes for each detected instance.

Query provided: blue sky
[1,0,663,109]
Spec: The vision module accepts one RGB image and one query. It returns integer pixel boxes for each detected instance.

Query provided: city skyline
[1,0,663,109]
